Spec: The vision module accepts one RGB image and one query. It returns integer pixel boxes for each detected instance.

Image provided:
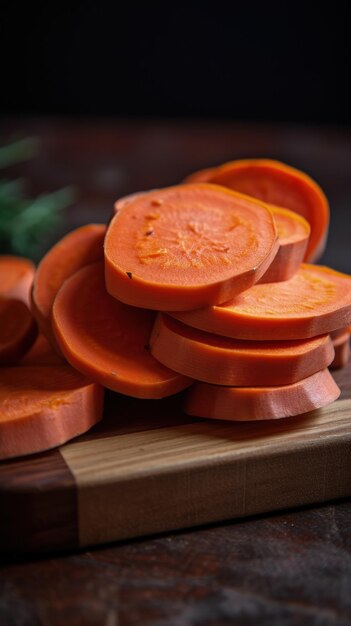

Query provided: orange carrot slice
[172,265,351,341]
[52,262,192,398]
[0,255,35,305]
[330,327,350,341]
[116,193,309,285]
[184,159,329,262]
[184,369,340,421]
[150,314,334,386]
[20,334,65,366]
[113,190,155,214]
[259,206,310,283]
[0,299,37,365]
[105,184,279,311]
[31,224,106,346]
[330,331,350,370]
[0,366,104,460]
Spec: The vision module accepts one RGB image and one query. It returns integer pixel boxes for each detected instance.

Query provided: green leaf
[0,138,75,259]
[0,138,39,169]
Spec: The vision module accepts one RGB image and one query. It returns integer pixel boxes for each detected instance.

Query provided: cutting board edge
[73,432,351,548]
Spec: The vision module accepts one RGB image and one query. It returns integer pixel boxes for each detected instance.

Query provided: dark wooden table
[1,119,351,626]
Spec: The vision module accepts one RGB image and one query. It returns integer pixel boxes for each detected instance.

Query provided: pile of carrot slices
[1,158,350,459]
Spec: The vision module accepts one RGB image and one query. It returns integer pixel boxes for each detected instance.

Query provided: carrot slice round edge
[330,331,350,370]
[31,223,106,346]
[184,369,340,421]
[330,326,350,341]
[52,262,192,399]
[171,264,351,341]
[0,255,35,305]
[0,299,37,365]
[259,206,310,283]
[113,189,157,214]
[150,314,335,387]
[0,366,104,460]
[20,334,66,366]
[184,159,329,262]
[105,184,279,311]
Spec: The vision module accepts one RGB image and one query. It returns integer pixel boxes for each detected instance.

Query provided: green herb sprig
[0,138,74,259]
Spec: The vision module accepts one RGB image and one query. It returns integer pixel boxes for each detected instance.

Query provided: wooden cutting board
[1,364,351,555]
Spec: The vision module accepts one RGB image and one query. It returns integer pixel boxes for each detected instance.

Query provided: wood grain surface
[64,398,351,547]
[0,449,77,553]
[1,368,351,554]
[1,119,351,626]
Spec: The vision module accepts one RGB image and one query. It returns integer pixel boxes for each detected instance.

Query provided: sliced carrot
[0,366,104,460]
[150,314,334,386]
[52,262,192,399]
[31,224,106,346]
[105,184,279,311]
[330,327,350,341]
[113,190,156,214]
[0,255,35,305]
[184,159,329,262]
[259,206,310,283]
[330,331,350,370]
[20,334,65,366]
[116,193,308,286]
[0,299,37,365]
[184,166,216,184]
[172,264,351,341]
[184,369,340,421]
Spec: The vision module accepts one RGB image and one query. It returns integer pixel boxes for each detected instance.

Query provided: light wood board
[1,365,351,554]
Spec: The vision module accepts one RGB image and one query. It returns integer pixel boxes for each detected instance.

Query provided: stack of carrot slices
[184,159,329,262]
[105,184,279,310]
[1,160,350,459]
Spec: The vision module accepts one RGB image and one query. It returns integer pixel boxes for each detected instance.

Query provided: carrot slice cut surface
[0,366,104,460]
[259,206,310,283]
[115,192,308,285]
[184,159,329,262]
[330,331,350,370]
[113,190,156,214]
[20,334,65,366]
[172,264,351,341]
[52,262,192,398]
[105,184,279,310]
[184,369,340,421]
[150,314,334,386]
[0,299,37,365]
[0,255,35,305]
[31,224,106,346]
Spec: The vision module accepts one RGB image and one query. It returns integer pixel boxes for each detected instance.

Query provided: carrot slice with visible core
[330,331,350,370]
[0,256,35,305]
[184,369,340,421]
[0,299,37,365]
[105,184,279,311]
[20,334,65,366]
[31,224,106,346]
[52,262,192,398]
[171,265,351,341]
[150,314,334,387]
[259,206,310,283]
[0,366,104,460]
[184,159,329,262]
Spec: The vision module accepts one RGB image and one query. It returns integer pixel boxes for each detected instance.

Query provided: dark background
[1,2,350,124]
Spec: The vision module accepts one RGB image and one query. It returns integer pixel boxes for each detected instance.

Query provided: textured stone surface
[1,503,351,625]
